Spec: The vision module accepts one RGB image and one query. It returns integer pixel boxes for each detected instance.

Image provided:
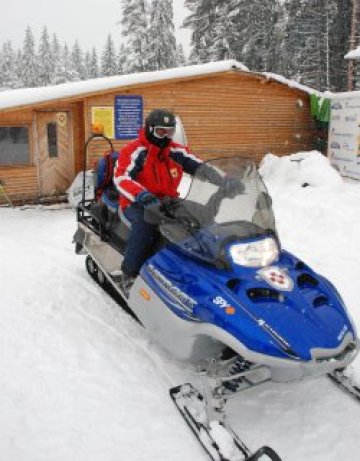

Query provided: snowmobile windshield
[160,157,277,266]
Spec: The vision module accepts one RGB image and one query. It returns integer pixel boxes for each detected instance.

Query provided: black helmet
[145,109,176,147]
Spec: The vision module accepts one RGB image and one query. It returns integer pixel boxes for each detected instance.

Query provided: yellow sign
[91,107,115,139]
[57,112,67,128]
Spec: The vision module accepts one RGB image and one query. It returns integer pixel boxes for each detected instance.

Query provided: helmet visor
[153,126,176,139]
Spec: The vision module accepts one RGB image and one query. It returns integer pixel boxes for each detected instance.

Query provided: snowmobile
[73,141,359,461]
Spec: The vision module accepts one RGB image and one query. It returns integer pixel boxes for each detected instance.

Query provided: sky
[0,0,191,55]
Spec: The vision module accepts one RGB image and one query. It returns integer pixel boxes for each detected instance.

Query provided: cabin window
[47,122,58,158]
[0,126,30,165]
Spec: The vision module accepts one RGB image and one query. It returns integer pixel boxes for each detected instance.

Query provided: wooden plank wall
[0,166,38,203]
[0,109,39,203]
[84,72,315,167]
[0,71,316,203]
[173,74,314,163]
[83,80,176,167]
[0,103,81,202]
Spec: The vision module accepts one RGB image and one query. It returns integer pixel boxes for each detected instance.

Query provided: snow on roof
[345,47,360,60]
[263,72,321,96]
[324,89,360,100]
[0,60,318,112]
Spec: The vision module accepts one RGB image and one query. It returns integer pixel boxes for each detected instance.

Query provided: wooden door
[36,111,74,196]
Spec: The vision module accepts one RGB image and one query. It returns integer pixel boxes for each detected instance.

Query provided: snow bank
[259,151,343,189]
[1,151,360,461]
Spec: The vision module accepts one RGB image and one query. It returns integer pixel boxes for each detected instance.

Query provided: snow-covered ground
[1,151,360,461]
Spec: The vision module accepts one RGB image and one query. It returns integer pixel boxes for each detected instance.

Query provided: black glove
[135,191,160,207]
[222,177,245,198]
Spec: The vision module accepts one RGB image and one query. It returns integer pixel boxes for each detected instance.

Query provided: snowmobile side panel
[79,222,123,274]
[130,276,358,379]
[129,276,225,362]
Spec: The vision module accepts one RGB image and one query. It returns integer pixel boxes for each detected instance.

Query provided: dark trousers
[121,203,157,277]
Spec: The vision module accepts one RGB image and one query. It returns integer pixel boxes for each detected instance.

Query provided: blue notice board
[115,95,143,140]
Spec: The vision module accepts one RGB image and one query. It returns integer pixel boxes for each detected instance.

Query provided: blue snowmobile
[74,153,359,461]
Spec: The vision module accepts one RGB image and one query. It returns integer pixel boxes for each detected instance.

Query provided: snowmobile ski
[328,370,360,403]
[170,383,281,461]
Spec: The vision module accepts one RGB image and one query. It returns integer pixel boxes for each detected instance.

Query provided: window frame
[0,123,33,167]
[47,121,59,158]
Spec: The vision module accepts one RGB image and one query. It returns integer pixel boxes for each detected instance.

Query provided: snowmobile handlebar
[143,197,183,226]
[143,178,246,229]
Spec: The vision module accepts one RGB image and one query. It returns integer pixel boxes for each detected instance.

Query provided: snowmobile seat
[100,186,119,213]
[100,188,132,230]
[88,202,109,226]
[88,200,131,251]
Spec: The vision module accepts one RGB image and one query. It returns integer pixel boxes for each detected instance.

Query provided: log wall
[0,109,38,203]
[0,166,38,203]
[0,70,316,203]
[0,103,82,203]
[83,72,315,167]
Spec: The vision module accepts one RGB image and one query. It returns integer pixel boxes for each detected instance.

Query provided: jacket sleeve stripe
[115,175,145,201]
[170,147,203,175]
[114,146,147,202]
[125,147,147,179]
[170,147,203,164]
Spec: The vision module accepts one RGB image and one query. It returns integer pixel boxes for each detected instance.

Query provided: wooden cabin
[0,60,317,204]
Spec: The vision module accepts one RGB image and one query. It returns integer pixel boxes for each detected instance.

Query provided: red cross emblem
[258,267,294,291]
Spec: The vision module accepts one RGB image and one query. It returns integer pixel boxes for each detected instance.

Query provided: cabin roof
[0,60,319,113]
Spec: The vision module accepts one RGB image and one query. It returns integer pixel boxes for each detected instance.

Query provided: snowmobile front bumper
[196,324,359,383]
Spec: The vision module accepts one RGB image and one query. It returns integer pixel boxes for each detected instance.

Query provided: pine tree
[147,0,177,70]
[89,47,99,78]
[0,48,3,87]
[271,2,288,76]
[53,43,78,84]
[38,26,54,86]
[176,44,187,66]
[0,41,21,89]
[21,26,38,88]
[84,51,91,79]
[71,40,85,80]
[239,0,279,72]
[50,33,62,84]
[183,0,219,63]
[209,1,242,61]
[14,49,23,87]
[121,0,149,72]
[283,0,338,91]
[118,44,127,74]
[101,34,118,76]
[347,0,360,90]
[184,0,280,71]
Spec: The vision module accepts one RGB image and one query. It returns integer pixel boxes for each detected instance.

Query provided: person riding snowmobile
[113,109,209,294]
[113,108,243,295]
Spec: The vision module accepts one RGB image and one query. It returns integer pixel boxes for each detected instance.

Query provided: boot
[118,272,135,298]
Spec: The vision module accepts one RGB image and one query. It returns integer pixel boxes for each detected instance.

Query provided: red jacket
[114,129,203,210]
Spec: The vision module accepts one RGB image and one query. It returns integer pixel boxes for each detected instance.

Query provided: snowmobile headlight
[229,237,279,268]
